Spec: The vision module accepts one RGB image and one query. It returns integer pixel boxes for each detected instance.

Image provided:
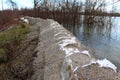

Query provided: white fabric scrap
[20,17,29,23]
[59,37,80,57]
[81,50,91,57]
[62,47,80,57]
[59,37,77,47]
[73,67,79,73]
[58,37,91,57]
[97,58,117,72]
[82,58,117,72]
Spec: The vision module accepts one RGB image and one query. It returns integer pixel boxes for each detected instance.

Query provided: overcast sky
[0,0,120,12]
[0,0,34,9]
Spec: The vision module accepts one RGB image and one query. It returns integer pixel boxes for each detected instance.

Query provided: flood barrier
[26,17,120,80]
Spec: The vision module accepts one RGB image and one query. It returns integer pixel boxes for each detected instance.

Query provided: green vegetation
[0,21,38,80]
[0,23,29,62]
[0,25,29,44]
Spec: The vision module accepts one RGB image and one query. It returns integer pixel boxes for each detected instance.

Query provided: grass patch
[0,23,29,62]
[0,25,29,44]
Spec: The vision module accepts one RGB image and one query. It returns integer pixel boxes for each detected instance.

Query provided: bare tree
[34,0,41,16]
[84,0,107,25]
[8,0,17,10]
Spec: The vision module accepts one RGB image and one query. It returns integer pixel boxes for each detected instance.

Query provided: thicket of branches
[0,0,116,29]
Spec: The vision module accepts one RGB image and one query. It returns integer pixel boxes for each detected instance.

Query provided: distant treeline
[0,0,120,29]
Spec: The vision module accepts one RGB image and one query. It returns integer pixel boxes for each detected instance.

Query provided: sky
[0,0,34,10]
[0,0,120,12]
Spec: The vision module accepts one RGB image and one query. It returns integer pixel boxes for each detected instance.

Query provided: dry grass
[0,23,29,63]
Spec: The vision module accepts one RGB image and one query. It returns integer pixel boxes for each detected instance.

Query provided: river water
[64,17,120,70]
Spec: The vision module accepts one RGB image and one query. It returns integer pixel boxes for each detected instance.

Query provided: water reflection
[63,17,120,70]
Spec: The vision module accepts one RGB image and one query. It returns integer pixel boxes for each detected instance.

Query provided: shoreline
[26,17,120,80]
